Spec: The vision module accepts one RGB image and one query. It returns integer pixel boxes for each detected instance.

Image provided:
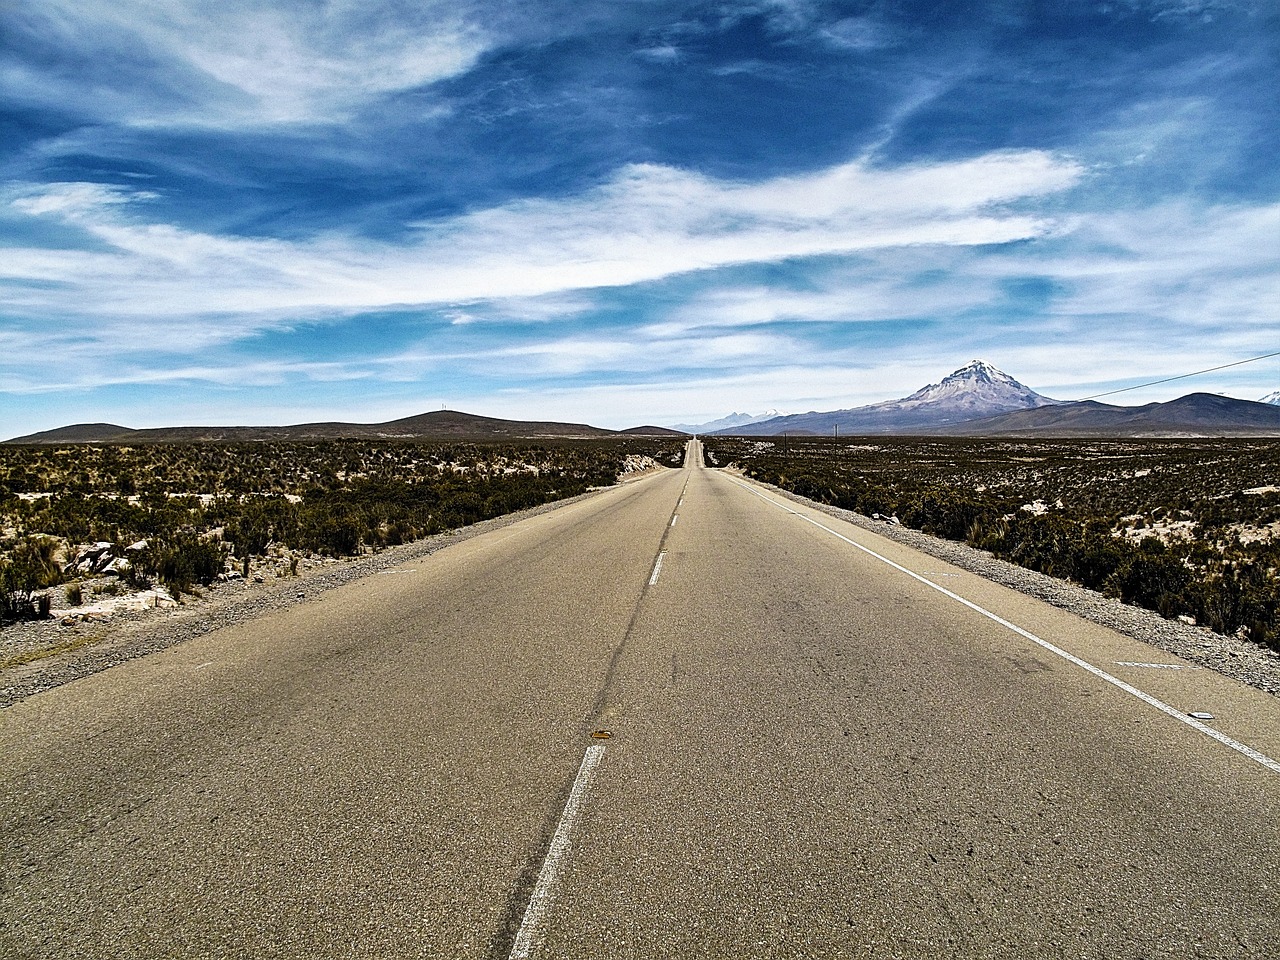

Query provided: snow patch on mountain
[861,359,1060,417]
[1260,390,1280,405]
[708,360,1061,436]
[670,409,786,433]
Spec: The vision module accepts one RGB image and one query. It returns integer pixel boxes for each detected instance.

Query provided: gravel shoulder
[5,467,1277,708]
[757,477,1280,699]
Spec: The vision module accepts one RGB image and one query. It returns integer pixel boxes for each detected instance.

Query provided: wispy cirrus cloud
[1,0,490,127]
[2,149,1083,325]
[985,200,1280,348]
[10,154,1280,408]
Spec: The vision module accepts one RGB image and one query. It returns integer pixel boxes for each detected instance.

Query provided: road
[2,438,1279,959]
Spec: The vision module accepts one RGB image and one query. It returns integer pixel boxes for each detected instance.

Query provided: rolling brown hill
[6,423,138,443]
[6,411,680,444]
[933,393,1280,437]
[618,425,687,436]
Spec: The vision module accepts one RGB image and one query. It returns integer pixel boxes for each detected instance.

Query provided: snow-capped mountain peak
[702,360,1058,435]
[1261,390,1280,405]
[860,360,1059,419]
[943,359,1018,388]
[870,360,1058,416]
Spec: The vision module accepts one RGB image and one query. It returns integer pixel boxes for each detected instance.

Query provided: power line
[1075,350,1280,402]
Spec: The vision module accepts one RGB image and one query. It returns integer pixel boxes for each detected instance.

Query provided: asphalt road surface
[3,439,1279,959]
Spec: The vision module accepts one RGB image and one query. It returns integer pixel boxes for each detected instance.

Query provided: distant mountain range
[669,410,785,434]
[11,363,1279,444]
[713,360,1061,436]
[709,360,1280,438]
[6,411,685,444]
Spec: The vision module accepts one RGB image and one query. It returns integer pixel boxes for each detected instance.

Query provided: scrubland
[0,437,684,624]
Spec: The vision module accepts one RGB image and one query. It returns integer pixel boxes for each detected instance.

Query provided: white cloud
[1002,200,1280,335]
[4,0,490,126]
[819,16,901,51]
[472,293,601,324]
[636,44,682,62]
[11,182,153,216]
[1133,0,1254,22]
[647,254,994,336]
[9,164,1278,415]
[2,149,1083,333]
[16,152,1277,413]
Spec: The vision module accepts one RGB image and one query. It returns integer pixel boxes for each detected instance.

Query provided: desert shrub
[131,535,226,596]
[0,536,61,621]
[1101,540,1193,617]
[900,489,998,542]
[1191,559,1278,649]
[225,513,272,559]
[299,508,363,556]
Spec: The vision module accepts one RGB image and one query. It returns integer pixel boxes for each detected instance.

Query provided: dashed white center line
[728,476,1280,777]
[671,514,678,527]
[509,744,607,960]
[649,551,667,586]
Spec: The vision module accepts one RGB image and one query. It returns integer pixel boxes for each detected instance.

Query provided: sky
[1,0,1278,436]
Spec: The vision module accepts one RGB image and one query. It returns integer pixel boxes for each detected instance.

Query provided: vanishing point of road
[3,439,1279,958]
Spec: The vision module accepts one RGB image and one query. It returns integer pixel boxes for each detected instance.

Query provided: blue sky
[2,0,1277,435]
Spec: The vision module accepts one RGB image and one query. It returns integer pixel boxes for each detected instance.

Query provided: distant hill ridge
[13,364,1279,443]
[943,392,1280,437]
[6,411,687,444]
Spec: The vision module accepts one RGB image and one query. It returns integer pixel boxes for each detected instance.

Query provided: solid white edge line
[509,744,607,960]
[649,551,666,586]
[728,476,1280,777]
